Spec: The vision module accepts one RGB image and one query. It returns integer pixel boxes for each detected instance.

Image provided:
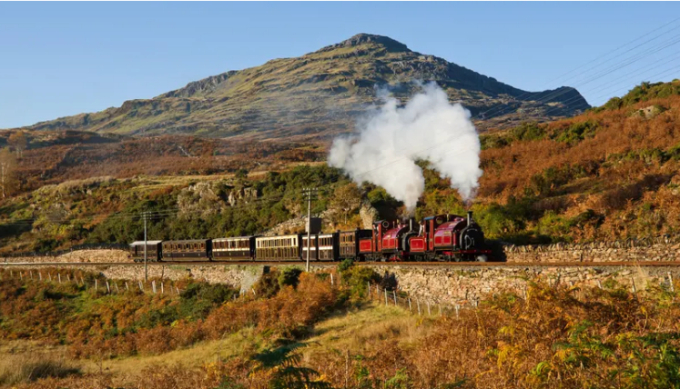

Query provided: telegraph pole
[143,211,148,281]
[303,187,318,272]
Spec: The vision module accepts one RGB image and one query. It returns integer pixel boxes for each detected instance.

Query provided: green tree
[330,183,362,225]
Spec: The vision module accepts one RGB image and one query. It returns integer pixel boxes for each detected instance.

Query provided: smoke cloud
[328,82,482,213]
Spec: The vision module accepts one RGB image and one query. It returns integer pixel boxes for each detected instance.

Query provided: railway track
[3,261,680,268]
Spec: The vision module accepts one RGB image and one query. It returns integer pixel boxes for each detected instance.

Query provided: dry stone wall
[5,262,679,309]
[372,264,678,306]
[2,249,130,264]
[502,236,680,263]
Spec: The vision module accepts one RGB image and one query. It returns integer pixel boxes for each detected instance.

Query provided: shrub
[278,268,303,289]
[253,271,281,299]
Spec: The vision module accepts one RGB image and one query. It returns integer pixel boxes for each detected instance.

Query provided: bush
[278,268,303,289]
[253,271,281,298]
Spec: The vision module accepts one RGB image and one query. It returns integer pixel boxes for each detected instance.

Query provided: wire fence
[0,267,190,296]
[364,282,476,318]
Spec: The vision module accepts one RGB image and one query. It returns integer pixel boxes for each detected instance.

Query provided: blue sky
[1,2,679,129]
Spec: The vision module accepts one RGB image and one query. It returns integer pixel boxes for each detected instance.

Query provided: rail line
[3,261,680,268]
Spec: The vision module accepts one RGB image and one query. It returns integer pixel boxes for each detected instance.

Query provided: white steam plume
[328,82,482,213]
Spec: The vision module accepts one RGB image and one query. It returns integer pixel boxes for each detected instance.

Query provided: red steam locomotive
[348,211,490,262]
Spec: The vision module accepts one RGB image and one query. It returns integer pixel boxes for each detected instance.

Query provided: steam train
[129,212,491,263]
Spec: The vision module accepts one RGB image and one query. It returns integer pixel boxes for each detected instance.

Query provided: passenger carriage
[212,236,256,261]
[161,239,211,261]
[255,234,301,261]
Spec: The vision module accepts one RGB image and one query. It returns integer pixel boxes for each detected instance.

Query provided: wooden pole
[668,272,675,292]
[393,290,397,306]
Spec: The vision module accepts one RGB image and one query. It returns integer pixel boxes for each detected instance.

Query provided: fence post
[38,272,42,281]
[29,271,33,280]
[48,273,52,282]
[58,274,62,284]
[384,289,388,306]
[19,272,23,281]
[416,298,421,315]
[408,297,412,312]
[152,281,157,294]
[668,272,675,292]
[427,301,431,316]
[115,282,120,293]
[67,274,70,283]
[161,282,164,295]
[81,276,85,286]
[106,281,110,294]
[455,304,460,318]
[125,282,129,291]
[393,290,397,306]
[631,278,636,294]
[439,305,442,315]
[597,280,602,289]
[367,282,370,298]
[139,281,143,292]
[330,273,334,286]
[95,279,98,291]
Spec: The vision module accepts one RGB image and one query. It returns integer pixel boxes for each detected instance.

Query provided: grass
[304,302,428,353]
[0,328,267,380]
[96,327,267,376]
[0,352,80,385]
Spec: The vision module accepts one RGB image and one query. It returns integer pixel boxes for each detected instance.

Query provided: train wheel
[475,255,488,262]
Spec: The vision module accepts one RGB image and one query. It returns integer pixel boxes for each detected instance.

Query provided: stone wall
[5,262,679,309]
[503,236,680,263]
[373,264,678,306]
[2,249,130,264]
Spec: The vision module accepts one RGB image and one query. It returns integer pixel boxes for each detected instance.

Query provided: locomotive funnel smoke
[328,82,482,213]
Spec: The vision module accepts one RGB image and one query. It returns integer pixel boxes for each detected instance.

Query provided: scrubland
[0,261,680,388]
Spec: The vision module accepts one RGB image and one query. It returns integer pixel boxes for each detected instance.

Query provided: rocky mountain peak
[340,33,410,52]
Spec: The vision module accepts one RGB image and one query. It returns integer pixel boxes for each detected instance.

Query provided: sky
[1,2,680,129]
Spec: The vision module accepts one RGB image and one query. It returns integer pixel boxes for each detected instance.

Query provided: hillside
[11,34,589,139]
[1,81,678,253]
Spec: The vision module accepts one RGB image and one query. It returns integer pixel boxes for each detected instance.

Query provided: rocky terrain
[9,34,589,139]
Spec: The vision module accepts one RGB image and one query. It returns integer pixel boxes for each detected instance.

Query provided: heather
[3,266,680,388]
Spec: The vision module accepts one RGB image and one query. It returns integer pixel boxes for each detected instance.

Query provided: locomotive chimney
[467,211,473,226]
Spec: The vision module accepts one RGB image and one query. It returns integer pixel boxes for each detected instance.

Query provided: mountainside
[15,34,589,139]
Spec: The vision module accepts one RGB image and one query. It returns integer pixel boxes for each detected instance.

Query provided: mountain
[13,33,590,139]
